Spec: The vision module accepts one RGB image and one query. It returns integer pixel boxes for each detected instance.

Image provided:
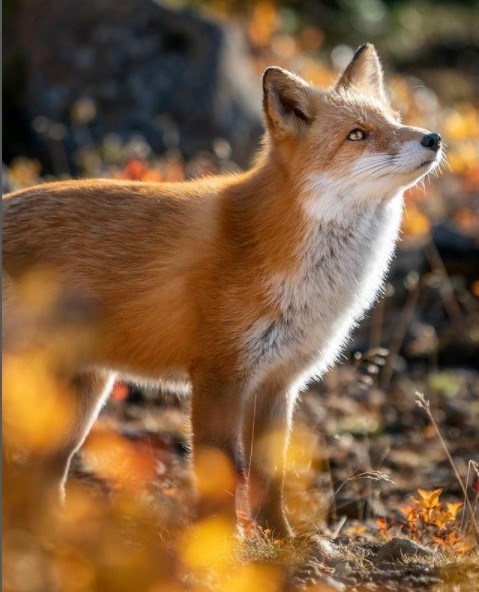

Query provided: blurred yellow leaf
[402,203,431,236]
[194,447,236,501]
[51,548,95,591]
[443,105,479,141]
[3,351,73,454]
[249,2,278,47]
[8,157,42,188]
[224,564,282,592]
[148,583,183,592]
[301,63,336,87]
[448,143,479,175]
[180,516,235,570]
[286,427,315,473]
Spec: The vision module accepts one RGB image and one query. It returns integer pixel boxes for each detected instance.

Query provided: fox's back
[2,179,223,374]
[3,180,202,281]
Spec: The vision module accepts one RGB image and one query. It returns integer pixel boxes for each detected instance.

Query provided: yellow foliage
[3,351,73,455]
[443,105,479,141]
[249,2,279,47]
[194,447,237,500]
[180,516,236,570]
[402,203,431,236]
[8,156,42,188]
[413,487,442,509]
[447,143,479,175]
[223,564,282,592]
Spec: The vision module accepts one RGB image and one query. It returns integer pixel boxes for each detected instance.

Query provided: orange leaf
[375,517,392,536]
[432,511,449,529]
[416,488,442,509]
[432,536,448,547]
[446,502,463,521]
[399,503,417,520]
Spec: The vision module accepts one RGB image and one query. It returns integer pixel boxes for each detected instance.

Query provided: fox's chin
[402,155,441,187]
[416,155,441,172]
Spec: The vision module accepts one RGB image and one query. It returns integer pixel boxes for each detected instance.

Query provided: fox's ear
[263,67,315,139]
[335,43,388,104]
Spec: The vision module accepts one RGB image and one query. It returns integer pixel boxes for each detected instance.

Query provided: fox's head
[262,44,443,221]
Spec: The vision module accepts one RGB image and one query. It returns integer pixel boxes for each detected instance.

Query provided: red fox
[3,44,442,536]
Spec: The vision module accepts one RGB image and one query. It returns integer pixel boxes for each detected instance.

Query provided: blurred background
[3,1,479,591]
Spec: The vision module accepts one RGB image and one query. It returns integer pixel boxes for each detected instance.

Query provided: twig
[469,461,479,535]
[328,470,394,506]
[415,392,479,536]
[331,515,347,539]
[460,460,473,534]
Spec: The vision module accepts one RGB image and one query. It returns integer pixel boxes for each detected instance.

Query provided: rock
[433,223,478,258]
[432,223,479,284]
[307,535,343,565]
[289,538,346,591]
[313,576,346,591]
[4,0,262,171]
[373,537,435,567]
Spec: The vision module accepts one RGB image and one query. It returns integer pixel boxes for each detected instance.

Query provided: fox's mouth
[414,150,443,173]
[391,156,440,178]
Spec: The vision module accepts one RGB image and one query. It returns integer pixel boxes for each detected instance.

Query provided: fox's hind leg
[2,274,114,499]
[40,370,115,499]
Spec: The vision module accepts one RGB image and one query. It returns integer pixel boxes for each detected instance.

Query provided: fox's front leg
[242,378,295,538]
[190,370,246,523]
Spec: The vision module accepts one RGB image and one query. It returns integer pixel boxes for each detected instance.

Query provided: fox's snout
[420,132,442,152]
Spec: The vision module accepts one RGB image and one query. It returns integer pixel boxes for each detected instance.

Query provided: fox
[2,44,442,536]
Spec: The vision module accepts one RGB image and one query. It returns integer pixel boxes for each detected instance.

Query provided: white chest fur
[243,192,403,383]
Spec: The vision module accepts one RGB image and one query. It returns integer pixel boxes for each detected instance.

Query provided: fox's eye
[347,129,367,141]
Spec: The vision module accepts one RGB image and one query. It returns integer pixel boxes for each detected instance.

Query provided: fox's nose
[421,132,441,152]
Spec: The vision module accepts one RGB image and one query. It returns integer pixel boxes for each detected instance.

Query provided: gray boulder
[4,0,262,169]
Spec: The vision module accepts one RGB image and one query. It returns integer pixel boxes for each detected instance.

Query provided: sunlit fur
[2,44,442,537]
